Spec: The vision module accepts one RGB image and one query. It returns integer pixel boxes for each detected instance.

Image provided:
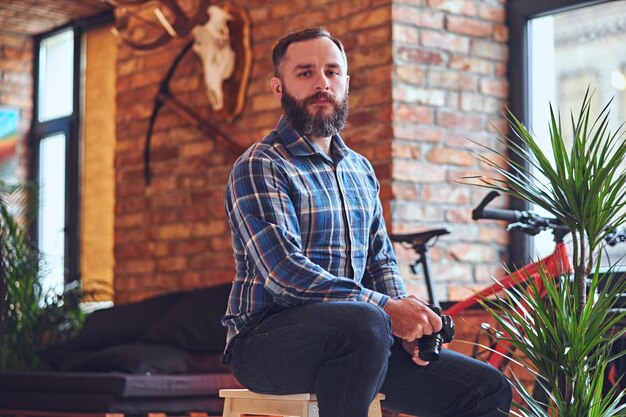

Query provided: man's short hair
[272,27,347,77]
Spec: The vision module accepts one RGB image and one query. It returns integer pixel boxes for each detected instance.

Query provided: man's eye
[327,71,340,76]
[297,71,310,77]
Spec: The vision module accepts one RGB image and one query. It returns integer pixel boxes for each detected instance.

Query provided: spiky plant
[0,181,42,370]
[468,90,626,416]
[0,181,93,370]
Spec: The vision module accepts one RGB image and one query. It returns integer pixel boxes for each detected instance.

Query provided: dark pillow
[38,344,95,371]
[140,284,231,352]
[71,291,190,349]
[58,343,228,374]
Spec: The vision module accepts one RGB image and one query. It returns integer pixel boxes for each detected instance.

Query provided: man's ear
[270,76,282,99]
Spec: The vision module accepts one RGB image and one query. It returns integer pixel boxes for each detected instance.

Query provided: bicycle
[390,190,626,378]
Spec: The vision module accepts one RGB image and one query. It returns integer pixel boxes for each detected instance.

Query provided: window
[508,0,626,266]
[32,14,114,296]
[33,27,78,295]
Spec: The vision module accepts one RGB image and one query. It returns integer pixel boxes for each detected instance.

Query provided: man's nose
[314,72,331,91]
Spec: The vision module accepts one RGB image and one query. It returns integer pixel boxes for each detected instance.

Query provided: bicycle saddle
[389,228,451,246]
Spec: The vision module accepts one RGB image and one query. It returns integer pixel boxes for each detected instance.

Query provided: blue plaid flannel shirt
[223,117,406,346]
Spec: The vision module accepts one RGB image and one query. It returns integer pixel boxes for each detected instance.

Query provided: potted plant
[467,91,626,416]
[0,181,90,371]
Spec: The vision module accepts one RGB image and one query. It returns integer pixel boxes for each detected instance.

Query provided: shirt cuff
[359,288,390,308]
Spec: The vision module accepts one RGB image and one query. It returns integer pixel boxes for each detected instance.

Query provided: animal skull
[192,5,236,111]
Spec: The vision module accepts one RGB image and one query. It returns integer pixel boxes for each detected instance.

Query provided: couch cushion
[0,371,241,398]
[71,291,189,349]
[0,391,226,414]
[58,343,229,374]
[140,284,231,351]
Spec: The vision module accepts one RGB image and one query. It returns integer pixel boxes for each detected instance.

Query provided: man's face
[271,37,350,138]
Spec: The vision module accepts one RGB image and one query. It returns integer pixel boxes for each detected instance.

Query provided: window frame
[30,12,113,287]
[506,0,612,266]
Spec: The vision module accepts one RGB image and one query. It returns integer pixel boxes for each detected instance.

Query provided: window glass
[38,29,74,122]
[38,133,66,295]
[528,0,626,265]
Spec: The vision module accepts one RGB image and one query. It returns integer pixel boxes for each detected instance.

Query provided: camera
[417,305,455,362]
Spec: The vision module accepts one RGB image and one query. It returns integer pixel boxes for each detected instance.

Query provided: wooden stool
[219,389,385,417]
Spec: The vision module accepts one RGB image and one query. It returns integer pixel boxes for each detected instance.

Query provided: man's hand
[402,339,430,366]
[383,296,442,341]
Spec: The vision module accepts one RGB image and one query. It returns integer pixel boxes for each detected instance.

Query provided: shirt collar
[275,116,350,163]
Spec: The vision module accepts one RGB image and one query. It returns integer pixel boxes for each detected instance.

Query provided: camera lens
[418,334,443,361]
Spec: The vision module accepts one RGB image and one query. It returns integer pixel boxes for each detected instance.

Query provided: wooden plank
[219,389,313,401]
[0,411,124,417]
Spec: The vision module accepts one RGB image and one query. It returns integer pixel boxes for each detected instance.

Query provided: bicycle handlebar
[472,191,626,243]
[472,191,564,236]
[473,191,524,222]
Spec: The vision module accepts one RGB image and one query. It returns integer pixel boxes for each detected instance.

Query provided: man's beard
[281,88,349,138]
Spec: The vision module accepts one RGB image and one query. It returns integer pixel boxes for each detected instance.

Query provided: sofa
[0,283,243,416]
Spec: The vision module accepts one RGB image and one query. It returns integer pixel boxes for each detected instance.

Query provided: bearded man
[222,28,511,417]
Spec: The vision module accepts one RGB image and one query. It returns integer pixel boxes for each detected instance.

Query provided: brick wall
[0,32,32,182]
[113,0,509,303]
[113,0,396,302]
[390,0,510,301]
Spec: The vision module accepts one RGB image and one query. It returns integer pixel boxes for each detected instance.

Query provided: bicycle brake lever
[507,222,542,236]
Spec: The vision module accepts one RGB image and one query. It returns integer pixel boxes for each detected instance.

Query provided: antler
[103,0,211,50]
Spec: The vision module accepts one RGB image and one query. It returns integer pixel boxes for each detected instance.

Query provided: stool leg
[306,399,320,417]
[222,397,235,417]
[368,398,383,417]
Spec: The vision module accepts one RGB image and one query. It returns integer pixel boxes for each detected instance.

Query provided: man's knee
[324,302,393,353]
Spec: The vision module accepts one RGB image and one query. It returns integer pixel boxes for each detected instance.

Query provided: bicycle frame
[444,241,573,370]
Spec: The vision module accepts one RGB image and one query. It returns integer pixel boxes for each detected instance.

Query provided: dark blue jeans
[227,302,511,417]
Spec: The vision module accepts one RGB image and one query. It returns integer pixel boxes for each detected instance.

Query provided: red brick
[290,10,328,29]
[392,181,419,201]
[448,243,495,263]
[493,25,508,42]
[393,123,443,143]
[392,142,422,159]
[422,184,469,204]
[423,30,470,54]
[470,39,508,61]
[393,24,419,44]
[395,64,425,84]
[393,201,445,222]
[426,0,477,16]
[394,103,433,123]
[393,159,445,182]
[394,84,445,106]
[157,256,188,272]
[427,68,461,89]
[479,4,506,23]
[348,6,392,31]
[446,15,493,38]
[396,46,444,65]
[427,147,475,166]
[357,26,392,46]
[436,111,483,131]
[449,55,494,75]
[350,45,393,69]
[367,65,393,85]
[480,78,508,98]
[393,6,444,29]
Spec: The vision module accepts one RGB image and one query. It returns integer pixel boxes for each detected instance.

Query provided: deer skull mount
[192,5,235,111]
[105,0,251,183]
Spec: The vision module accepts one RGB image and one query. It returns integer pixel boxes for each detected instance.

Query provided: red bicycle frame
[443,242,573,370]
